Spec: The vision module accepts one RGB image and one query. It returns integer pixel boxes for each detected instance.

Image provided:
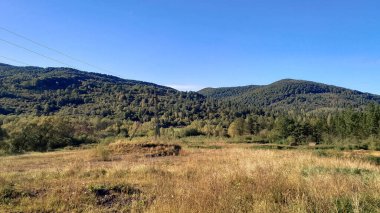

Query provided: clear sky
[0,0,379,94]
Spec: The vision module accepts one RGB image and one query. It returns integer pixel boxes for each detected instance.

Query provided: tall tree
[228,118,245,137]
[0,123,6,142]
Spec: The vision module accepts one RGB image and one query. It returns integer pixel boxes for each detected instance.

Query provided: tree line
[1,104,379,154]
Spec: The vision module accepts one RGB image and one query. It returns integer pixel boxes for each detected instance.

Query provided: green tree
[228,118,245,137]
[0,123,5,141]
[202,122,213,137]
[214,124,226,137]
[245,116,254,135]
[0,123,7,151]
[9,118,76,153]
[275,117,294,139]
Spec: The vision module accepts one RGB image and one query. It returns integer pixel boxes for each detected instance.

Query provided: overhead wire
[0,55,32,66]
[0,37,76,68]
[0,26,117,75]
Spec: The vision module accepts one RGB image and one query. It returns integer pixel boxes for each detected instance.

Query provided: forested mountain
[0,63,221,126]
[1,63,380,124]
[198,85,261,99]
[2,63,380,153]
[199,79,380,112]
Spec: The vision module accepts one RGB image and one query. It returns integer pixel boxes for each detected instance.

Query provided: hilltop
[199,79,380,112]
[1,63,380,122]
[0,63,215,126]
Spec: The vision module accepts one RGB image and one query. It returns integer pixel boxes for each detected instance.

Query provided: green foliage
[4,117,95,153]
[0,124,5,141]
[0,63,230,126]
[183,128,203,137]
[365,156,380,165]
[0,123,7,150]
[228,118,245,137]
[3,64,380,127]
[274,117,320,144]
[93,144,112,161]
[2,63,380,153]
[199,79,380,112]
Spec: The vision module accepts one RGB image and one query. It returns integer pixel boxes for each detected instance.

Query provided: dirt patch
[87,184,154,209]
[0,184,44,203]
[110,143,181,157]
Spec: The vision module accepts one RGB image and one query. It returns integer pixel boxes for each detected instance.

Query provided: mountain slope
[198,85,262,99]
[199,79,380,112]
[0,63,218,125]
[1,63,379,122]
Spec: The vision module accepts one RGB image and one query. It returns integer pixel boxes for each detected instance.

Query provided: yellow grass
[0,139,379,212]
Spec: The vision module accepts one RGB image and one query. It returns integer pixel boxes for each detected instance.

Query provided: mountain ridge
[198,78,380,112]
[1,63,379,119]
[0,63,216,126]
[199,78,377,96]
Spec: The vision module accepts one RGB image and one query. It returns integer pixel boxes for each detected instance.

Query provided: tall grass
[0,139,379,212]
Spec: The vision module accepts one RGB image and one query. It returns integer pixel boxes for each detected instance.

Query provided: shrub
[0,124,6,142]
[181,128,203,137]
[93,144,112,161]
[0,124,7,152]
[5,117,97,153]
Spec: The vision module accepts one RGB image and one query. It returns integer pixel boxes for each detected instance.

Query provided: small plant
[0,184,38,204]
[88,185,110,196]
[0,184,20,203]
[93,144,112,161]
[365,156,380,165]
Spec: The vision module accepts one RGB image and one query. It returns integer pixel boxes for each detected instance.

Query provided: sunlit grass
[0,138,379,212]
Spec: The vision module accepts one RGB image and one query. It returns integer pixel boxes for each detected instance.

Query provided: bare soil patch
[110,142,181,157]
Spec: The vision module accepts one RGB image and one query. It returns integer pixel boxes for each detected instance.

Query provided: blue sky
[0,0,379,93]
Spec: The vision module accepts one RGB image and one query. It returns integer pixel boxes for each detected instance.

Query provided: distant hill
[199,79,380,112]
[1,63,379,122]
[0,63,218,126]
[198,85,262,99]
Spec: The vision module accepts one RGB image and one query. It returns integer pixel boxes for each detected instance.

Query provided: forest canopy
[1,63,380,154]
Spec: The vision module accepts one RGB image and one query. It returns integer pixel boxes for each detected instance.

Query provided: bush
[6,118,94,153]
[287,136,296,145]
[93,144,112,161]
[0,124,6,141]
[9,122,71,152]
[181,128,203,137]
[366,137,380,151]
[0,124,7,151]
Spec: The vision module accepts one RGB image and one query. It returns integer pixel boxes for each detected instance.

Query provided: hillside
[0,63,219,126]
[1,63,380,123]
[198,85,262,99]
[1,63,380,153]
[199,79,380,112]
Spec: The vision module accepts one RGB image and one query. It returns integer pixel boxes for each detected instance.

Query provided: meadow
[0,137,379,213]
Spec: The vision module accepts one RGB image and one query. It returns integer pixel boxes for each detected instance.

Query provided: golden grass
[0,139,379,212]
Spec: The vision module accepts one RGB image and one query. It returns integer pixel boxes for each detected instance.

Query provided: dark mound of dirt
[0,184,44,204]
[110,142,181,157]
[87,184,154,209]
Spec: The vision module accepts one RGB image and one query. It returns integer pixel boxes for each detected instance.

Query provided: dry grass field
[0,138,380,213]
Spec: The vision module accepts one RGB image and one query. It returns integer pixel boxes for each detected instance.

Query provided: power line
[0,26,114,75]
[0,55,32,66]
[0,37,76,68]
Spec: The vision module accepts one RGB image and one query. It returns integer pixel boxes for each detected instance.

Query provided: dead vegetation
[87,183,154,210]
[0,139,379,212]
[109,141,181,157]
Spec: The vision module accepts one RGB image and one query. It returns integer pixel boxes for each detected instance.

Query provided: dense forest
[1,63,380,154]
[199,79,380,112]
[0,63,226,126]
